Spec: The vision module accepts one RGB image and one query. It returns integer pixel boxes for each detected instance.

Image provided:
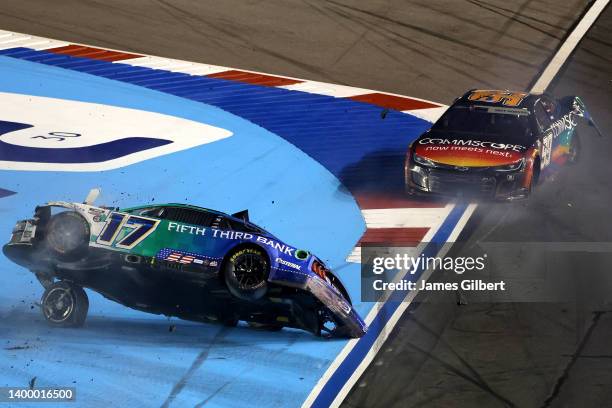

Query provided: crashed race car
[3,190,366,338]
[405,89,597,200]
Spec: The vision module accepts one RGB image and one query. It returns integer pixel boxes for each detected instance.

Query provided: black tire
[41,281,89,328]
[568,132,581,164]
[223,247,269,301]
[528,158,541,196]
[45,212,90,261]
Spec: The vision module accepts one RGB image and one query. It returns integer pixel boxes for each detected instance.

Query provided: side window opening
[211,215,230,230]
[139,207,165,218]
[534,102,552,132]
[227,219,264,234]
[161,207,213,227]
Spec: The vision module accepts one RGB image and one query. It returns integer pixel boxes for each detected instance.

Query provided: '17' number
[97,213,159,249]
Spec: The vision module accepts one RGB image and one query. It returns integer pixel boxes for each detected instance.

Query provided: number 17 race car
[405,89,596,200]
[3,190,367,338]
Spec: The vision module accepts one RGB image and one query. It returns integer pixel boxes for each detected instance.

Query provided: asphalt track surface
[0,1,609,407]
[345,5,612,408]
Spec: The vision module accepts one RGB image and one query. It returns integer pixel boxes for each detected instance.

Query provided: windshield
[431,105,532,145]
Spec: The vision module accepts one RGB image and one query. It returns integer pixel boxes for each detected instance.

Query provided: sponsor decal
[87,208,106,222]
[276,257,302,270]
[211,230,254,240]
[550,111,578,139]
[467,90,528,107]
[418,138,526,152]
[256,236,295,256]
[475,105,530,116]
[415,140,524,167]
[168,222,206,236]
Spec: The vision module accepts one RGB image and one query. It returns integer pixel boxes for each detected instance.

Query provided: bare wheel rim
[233,253,266,290]
[43,287,74,323]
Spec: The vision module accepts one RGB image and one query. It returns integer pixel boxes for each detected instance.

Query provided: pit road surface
[0,1,609,408]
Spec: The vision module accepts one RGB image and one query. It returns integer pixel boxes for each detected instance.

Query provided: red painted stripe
[349,92,440,111]
[207,69,302,86]
[46,44,143,62]
[354,192,446,209]
[358,227,428,247]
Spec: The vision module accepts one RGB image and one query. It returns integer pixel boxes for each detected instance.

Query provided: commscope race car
[3,190,367,338]
[405,89,596,200]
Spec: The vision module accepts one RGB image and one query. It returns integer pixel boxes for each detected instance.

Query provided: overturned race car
[405,89,597,200]
[3,190,367,338]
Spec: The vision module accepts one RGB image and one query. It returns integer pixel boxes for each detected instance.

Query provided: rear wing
[560,96,603,137]
[232,209,249,222]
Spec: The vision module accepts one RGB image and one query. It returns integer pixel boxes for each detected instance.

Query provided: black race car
[405,89,595,200]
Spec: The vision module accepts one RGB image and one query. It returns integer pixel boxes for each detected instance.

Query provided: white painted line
[313,2,607,399]
[346,204,454,262]
[171,65,230,76]
[303,203,475,408]
[362,206,452,229]
[0,34,32,46]
[402,106,447,123]
[0,31,68,50]
[326,204,477,408]
[279,81,373,98]
[0,28,445,109]
[530,0,610,93]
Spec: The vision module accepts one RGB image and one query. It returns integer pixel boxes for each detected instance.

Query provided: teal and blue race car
[3,190,367,338]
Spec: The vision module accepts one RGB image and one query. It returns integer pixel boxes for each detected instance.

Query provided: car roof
[454,89,538,110]
[122,203,226,216]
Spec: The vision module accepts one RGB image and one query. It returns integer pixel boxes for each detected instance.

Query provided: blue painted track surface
[0,48,432,407]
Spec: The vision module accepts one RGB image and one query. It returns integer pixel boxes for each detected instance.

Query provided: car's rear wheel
[41,281,89,328]
[45,212,90,261]
[224,247,269,301]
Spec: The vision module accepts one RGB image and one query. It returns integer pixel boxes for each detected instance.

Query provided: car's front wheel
[223,247,269,301]
[41,281,89,327]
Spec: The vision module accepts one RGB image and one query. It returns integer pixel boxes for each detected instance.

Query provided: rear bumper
[3,218,39,266]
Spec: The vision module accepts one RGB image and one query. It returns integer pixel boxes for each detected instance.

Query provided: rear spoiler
[561,95,603,137]
[232,210,249,222]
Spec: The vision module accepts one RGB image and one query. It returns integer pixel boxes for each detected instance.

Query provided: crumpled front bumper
[305,275,368,338]
[406,162,530,201]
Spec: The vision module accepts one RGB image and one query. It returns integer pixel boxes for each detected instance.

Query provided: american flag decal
[157,248,212,265]
[166,253,195,264]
